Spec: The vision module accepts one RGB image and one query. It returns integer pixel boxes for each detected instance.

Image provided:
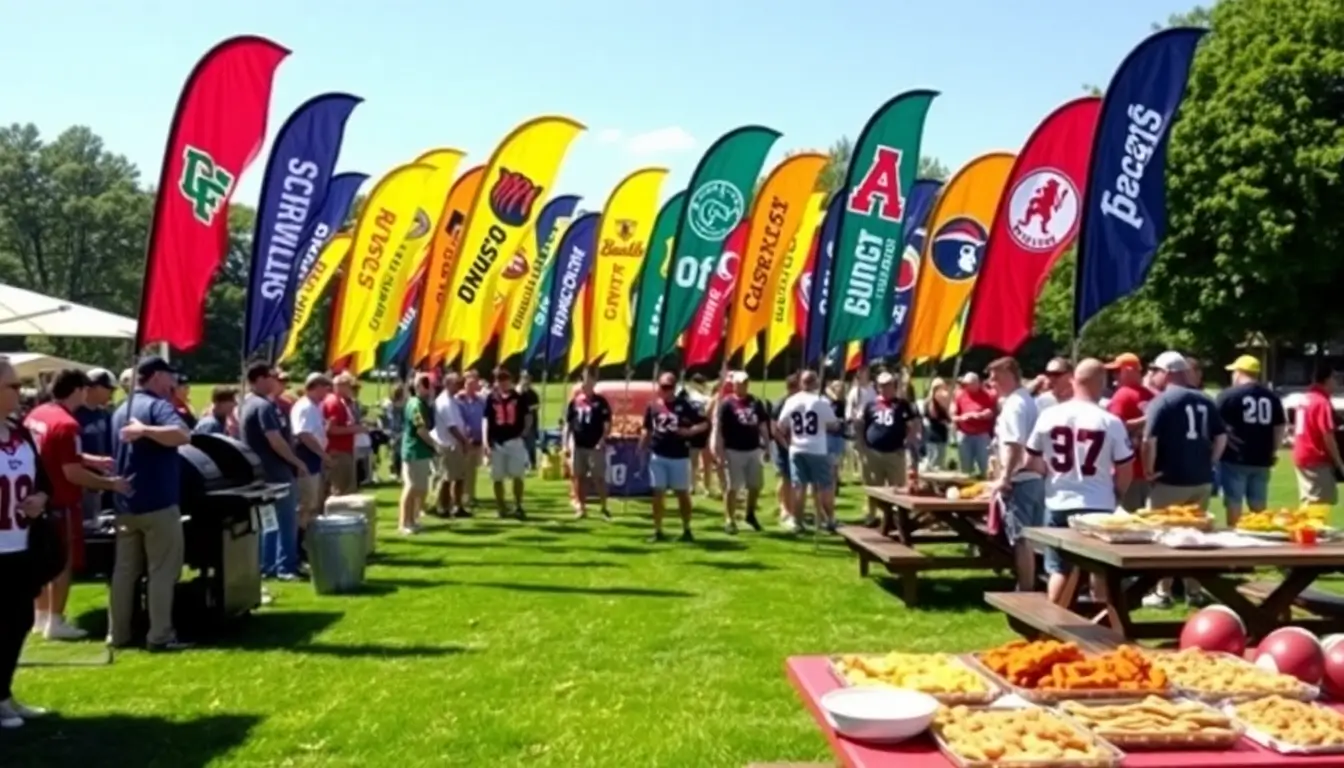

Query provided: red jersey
[24,403,84,509]
[323,393,356,454]
[1106,383,1155,480]
[1294,385,1337,468]
[953,388,997,436]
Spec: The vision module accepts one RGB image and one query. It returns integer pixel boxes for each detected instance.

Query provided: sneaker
[678,529,695,543]
[1,699,47,720]
[824,521,839,534]
[276,572,302,583]
[496,508,512,519]
[780,515,799,533]
[743,512,762,532]
[1141,592,1174,610]
[513,507,527,521]
[723,521,738,535]
[647,530,667,543]
[398,526,419,536]
[573,509,588,520]
[1187,590,1213,608]
[31,613,48,635]
[43,615,88,641]
[600,507,613,521]
[147,638,194,653]
[0,701,27,730]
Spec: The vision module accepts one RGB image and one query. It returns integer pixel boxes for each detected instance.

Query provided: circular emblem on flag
[1006,168,1080,253]
[716,249,740,284]
[895,241,920,293]
[408,208,432,239]
[502,247,529,279]
[687,180,745,241]
[795,272,812,308]
[930,216,988,282]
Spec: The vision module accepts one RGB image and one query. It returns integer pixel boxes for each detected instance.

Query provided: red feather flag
[136,36,290,350]
[684,221,750,368]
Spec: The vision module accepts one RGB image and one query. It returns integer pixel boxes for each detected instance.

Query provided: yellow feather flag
[442,116,585,368]
[485,220,536,351]
[902,152,1015,365]
[335,163,436,358]
[567,284,590,375]
[366,149,465,350]
[280,232,352,363]
[942,303,968,359]
[743,335,760,367]
[587,167,667,366]
[766,191,827,364]
[499,214,568,362]
[420,166,486,367]
[726,153,827,359]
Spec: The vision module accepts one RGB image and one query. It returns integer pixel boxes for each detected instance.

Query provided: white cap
[960,372,980,386]
[1152,351,1189,373]
[729,371,749,384]
[876,372,895,385]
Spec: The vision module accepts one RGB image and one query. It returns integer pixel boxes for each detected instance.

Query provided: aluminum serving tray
[931,705,1123,768]
[827,653,1001,705]
[1225,700,1344,755]
[1147,650,1320,703]
[1055,698,1243,750]
[965,653,1172,704]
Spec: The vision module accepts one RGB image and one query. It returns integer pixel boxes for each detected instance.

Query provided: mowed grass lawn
[6,382,1331,766]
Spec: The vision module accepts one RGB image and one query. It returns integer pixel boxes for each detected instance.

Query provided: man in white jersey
[779,371,840,532]
[1026,358,1134,603]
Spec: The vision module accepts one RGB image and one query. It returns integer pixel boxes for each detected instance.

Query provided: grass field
[6,382,1326,766]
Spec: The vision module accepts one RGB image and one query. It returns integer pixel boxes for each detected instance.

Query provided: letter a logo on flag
[847,146,905,223]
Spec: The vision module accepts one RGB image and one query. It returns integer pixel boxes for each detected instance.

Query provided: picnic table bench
[838,489,1010,606]
[991,527,1344,643]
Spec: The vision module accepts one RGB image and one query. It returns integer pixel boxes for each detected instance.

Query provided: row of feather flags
[133,28,1207,378]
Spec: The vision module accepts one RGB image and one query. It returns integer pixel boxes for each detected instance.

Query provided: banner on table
[1075,27,1206,334]
[333,162,435,360]
[864,178,942,360]
[628,191,686,366]
[137,35,289,350]
[965,97,1102,353]
[655,126,780,360]
[272,172,366,357]
[500,195,580,364]
[604,439,651,497]
[589,168,667,366]
[803,192,844,368]
[379,257,429,368]
[825,90,937,350]
[765,191,826,365]
[418,165,485,367]
[685,220,750,367]
[280,231,352,363]
[726,153,827,359]
[901,152,1015,364]
[441,116,585,368]
[544,212,600,365]
[242,93,360,356]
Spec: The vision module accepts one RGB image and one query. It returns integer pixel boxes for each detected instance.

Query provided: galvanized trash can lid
[316,513,367,529]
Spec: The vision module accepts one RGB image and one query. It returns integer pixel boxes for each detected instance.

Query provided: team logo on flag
[489,168,543,226]
[408,209,432,239]
[930,217,987,282]
[688,180,745,240]
[616,218,637,240]
[178,146,235,225]
[796,272,812,308]
[1007,169,1080,252]
[896,238,921,293]
[502,247,529,280]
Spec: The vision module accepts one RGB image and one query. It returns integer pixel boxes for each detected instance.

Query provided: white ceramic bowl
[820,687,939,744]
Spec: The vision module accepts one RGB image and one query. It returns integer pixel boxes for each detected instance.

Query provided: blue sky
[3,0,1194,208]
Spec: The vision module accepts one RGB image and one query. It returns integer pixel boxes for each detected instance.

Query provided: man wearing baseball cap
[1214,356,1285,526]
[712,371,770,534]
[76,368,118,522]
[1105,352,1154,511]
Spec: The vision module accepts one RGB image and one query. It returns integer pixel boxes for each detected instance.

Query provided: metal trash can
[324,495,377,556]
[307,514,368,595]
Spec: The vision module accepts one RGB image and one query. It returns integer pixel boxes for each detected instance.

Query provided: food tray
[1224,701,1344,755]
[1055,698,1243,750]
[1069,520,1160,544]
[931,706,1123,768]
[828,653,1001,705]
[1148,650,1320,702]
[965,653,1171,704]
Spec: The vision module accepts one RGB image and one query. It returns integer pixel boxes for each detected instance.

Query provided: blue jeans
[790,451,834,490]
[649,455,691,492]
[1043,507,1108,575]
[260,481,300,577]
[957,433,991,476]
[772,444,791,482]
[1001,478,1046,547]
[1220,462,1270,510]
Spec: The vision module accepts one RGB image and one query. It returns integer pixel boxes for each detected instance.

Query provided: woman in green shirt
[399,374,438,534]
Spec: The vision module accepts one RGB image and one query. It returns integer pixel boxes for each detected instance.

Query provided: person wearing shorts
[714,371,770,534]
[860,372,921,525]
[290,374,331,530]
[399,374,438,534]
[432,373,470,519]
[484,368,529,519]
[565,371,612,520]
[779,371,840,532]
[641,372,706,542]
[323,374,363,497]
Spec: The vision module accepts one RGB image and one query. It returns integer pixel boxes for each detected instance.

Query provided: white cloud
[595,128,624,144]
[623,126,696,155]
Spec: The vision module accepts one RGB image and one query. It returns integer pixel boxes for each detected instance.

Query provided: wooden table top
[1024,527,1344,569]
[863,486,990,513]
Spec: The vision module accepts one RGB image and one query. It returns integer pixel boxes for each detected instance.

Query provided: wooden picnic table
[997,527,1344,644]
[785,655,1344,767]
[836,488,1008,606]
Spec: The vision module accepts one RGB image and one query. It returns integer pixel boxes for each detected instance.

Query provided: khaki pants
[327,452,357,496]
[109,506,184,646]
[1120,479,1150,512]
[1297,464,1339,505]
[1148,482,1212,511]
[862,450,906,486]
[296,474,323,528]
[465,446,482,501]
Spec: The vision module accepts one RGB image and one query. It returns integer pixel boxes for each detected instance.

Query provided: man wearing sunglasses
[640,372,707,542]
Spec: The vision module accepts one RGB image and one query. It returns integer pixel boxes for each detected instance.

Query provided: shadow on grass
[370,554,446,568]
[686,559,776,572]
[2,712,262,768]
[446,580,695,598]
[447,560,625,569]
[875,574,1013,611]
[401,539,507,549]
[205,611,469,658]
[690,538,748,553]
[507,533,562,543]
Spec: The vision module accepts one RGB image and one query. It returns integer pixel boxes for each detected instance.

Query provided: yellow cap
[1225,355,1262,376]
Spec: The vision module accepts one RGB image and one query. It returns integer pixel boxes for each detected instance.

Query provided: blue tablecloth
[605,438,651,498]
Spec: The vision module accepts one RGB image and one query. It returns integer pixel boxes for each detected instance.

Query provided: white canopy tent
[0,283,137,340]
[2,352,94,379]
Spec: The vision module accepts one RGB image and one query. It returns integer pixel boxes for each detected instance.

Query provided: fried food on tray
[1232,696,1344,746]
[978,641,1165,691]
[1060,696,1237,737]
[1236,506,1332,533]
[1150,648,1311,697]
[934,705,1106,762]
[835,653,991,695]
[1136,505,1211,527]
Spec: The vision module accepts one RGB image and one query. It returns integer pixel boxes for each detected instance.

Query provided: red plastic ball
[1180,605,1248,656]
[1256,627,1325,686]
